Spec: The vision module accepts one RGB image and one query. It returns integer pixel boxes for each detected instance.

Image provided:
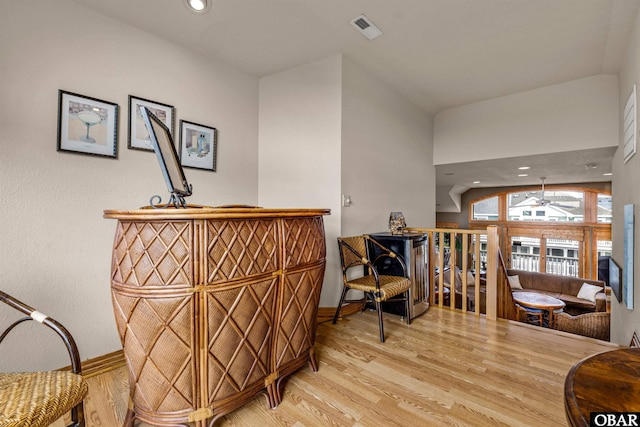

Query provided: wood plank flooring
[54,308,617,426]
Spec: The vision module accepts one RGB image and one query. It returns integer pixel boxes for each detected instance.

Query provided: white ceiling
[437,147,617,187]
[71,0,639,197]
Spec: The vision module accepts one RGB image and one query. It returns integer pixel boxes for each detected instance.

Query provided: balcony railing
[510,253,580,277]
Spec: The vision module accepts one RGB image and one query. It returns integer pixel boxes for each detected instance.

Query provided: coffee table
[512,291,565,328]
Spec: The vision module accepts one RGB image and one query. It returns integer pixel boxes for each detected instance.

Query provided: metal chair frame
[0,290,86,427]
[333,235,411,342]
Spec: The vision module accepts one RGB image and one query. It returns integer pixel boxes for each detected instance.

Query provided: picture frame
[624,204,635,309]
[624,84,637,163]
[128,95,175,152]
[179,120,217,171]
[57,90,118,158]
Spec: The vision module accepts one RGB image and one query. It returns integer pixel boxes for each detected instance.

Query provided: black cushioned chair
[0,290,87,426]
[333,235,411,342]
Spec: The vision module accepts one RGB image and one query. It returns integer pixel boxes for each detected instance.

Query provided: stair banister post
[485,225,499,320]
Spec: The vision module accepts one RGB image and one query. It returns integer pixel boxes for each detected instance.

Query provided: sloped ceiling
[70,0,638,210]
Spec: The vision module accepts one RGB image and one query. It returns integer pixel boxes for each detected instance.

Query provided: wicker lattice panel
[205,219,279,283]
[205,277,277,403]
[111,292,195,413]
[111,221,193,287]
[273,264,324,368]
[283,217,326,269]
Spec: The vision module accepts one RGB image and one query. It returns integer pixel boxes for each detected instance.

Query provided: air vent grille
[350,14,382,40]
[354,18,370,30]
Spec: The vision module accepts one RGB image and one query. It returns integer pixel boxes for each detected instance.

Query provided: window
[597,194,613,223]
[507,190,584,222]
[511,236,540,271]
[472,196,499,220]
[597,240,612,257]
[468,187,611,280]
[550,248,564,257]
[546,240,580,276]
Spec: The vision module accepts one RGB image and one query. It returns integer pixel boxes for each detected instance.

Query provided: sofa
[506,269,606,314]
[435,267,606,315]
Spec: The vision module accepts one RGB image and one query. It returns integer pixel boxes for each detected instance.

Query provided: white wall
[341,58,435,234]
[434,74,619,165]
[612,9,640,345]
[259,55,435,308]
[258,55,343,307]
[0,1,259,370]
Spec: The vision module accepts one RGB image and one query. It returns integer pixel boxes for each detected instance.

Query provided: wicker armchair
[333,235,411,342]
[556,311,610,341]
[0,290,87,426]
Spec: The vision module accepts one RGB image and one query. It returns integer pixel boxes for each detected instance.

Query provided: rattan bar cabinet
[104,206,329,426]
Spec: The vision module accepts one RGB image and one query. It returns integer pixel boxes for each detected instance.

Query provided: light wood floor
[55,308,617,427]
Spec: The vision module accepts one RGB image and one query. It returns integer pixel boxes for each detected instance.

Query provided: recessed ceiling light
[184,0,211,13]
[518,166,530,170]
[603,172,613,176]
[518,174,528,177]
[473,181,481,184]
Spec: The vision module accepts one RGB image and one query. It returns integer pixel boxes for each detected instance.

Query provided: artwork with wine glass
[57,90,118,158]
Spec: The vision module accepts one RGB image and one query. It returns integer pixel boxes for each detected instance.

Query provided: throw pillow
[577,282,604,302]
[507,275,523,290]
[467,270,475,285]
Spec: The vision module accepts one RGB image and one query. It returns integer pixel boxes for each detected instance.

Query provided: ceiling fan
[535,176,552,206]
[519,177,565,208]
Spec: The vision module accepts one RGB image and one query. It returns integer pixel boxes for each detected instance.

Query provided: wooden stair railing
[497,248,518,321]
[406,225,518,321]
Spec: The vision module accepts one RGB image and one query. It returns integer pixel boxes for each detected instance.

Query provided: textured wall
[258,55,343,308]
[0,1,258,370]
[434,75,619,165]
[612,9,640,346]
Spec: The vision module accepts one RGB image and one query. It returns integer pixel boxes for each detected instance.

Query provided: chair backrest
[0,289,87,426]
[557,311,610,341]
[337,235,368,272]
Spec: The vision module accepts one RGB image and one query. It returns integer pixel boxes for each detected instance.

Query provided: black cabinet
[368,232,429,319]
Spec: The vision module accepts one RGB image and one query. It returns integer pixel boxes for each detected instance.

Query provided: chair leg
[332,286,349,324]
[69,402,85,427]
[375,300,385,343]
[405,290,411,325]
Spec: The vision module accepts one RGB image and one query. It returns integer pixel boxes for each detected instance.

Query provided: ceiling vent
[350,15,383,40]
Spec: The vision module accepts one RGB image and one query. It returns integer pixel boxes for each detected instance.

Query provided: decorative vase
[389,212,406,235]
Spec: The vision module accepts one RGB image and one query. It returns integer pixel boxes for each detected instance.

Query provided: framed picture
[624,84,637,163]
[624,204,635,309]
[179,120,217,171]
[128,95,175,152]
[57,90,118,158]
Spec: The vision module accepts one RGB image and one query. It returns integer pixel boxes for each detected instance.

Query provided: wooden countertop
[104,206,330,220]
